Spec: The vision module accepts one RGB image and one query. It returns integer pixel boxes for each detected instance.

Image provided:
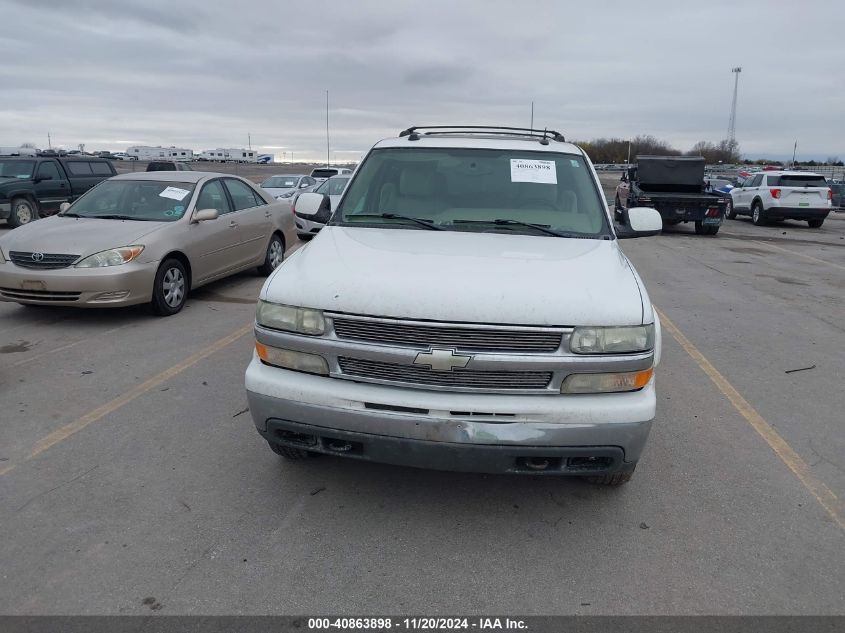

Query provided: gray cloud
[1,0,843,160]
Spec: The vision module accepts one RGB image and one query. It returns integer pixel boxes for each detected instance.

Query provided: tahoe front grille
[332,317,562,353]
[338,357,552,391]
[9,251,79,270]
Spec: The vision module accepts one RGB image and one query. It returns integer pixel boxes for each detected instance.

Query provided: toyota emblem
[31,252,45,262]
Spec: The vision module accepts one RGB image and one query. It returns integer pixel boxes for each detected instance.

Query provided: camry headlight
[570,324,654,354]
[75,245,144,268]
[256,300,325,335]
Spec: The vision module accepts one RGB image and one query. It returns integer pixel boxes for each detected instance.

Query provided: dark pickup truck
[614,156,727,235]
[0,156,116,228]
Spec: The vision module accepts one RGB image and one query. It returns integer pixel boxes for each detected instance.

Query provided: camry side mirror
[616,207,662,239]
[192,208,219,223]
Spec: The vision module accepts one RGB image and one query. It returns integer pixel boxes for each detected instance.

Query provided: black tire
[725,199,737,219]
[150,258,188,316]
[8,197,39,228]
[751,201,767,226]
[269,443,316,460]
[586,471,634,486]
[807,218,824,228]
[257,233,285,276]
[694,221,719,235]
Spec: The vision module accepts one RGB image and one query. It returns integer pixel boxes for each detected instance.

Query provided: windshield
[316,177,350,196]
[62,180,196,222]
[0,160,35,179]
[311,169,338,179]
[771,175,829,187]
[262,176,299,188]
[335,147,611,238]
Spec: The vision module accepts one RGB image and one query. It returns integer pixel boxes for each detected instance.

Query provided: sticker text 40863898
[510,159,557,185]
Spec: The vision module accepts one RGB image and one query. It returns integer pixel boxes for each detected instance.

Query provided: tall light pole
[326,90,330,167]
[727,67,742,143]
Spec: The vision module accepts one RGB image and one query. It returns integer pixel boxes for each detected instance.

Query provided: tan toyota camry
[0,171,296,315]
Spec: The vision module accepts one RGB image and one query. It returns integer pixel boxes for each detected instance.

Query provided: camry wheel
[9,198,38,228]
[257,234,285,275]
[151,258,188,316]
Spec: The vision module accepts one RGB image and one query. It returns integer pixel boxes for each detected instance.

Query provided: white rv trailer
[198,148,257,163]
[0,146,38,157]
[126,146,194,162]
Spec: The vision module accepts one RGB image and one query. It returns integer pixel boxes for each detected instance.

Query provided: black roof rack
[399,126,566,144]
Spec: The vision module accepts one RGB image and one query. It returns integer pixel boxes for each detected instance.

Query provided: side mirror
[616,207,662,239]
[192,208,219,223]
[294,192,331,221]
[59,202,71,212]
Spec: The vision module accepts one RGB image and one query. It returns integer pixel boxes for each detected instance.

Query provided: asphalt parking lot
[0,210,843,615]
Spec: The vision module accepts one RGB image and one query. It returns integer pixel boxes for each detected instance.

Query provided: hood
[0,215,170,257]
[264,226,645,326]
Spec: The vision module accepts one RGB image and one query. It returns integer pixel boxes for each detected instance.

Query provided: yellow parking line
[1,323,253,476]
[656,307,844,530]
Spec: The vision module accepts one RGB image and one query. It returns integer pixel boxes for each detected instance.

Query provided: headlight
[255,342,328,375]
[570,324,654,354]
[75,245,144,268]
[256,300,325,335]
[561,368,653,394]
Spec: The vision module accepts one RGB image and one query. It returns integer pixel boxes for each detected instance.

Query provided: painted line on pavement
[657,307,843,530]
[0,322,253,477]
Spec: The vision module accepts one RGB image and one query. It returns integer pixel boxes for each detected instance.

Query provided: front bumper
[245,355,655,475]
[0,260,158,306]
[295,214,325,237]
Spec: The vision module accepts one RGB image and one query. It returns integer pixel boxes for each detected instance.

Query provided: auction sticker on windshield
[510,159,557,184]
[159,186,191,201]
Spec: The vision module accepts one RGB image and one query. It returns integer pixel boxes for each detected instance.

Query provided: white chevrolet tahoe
[245,126,664,485]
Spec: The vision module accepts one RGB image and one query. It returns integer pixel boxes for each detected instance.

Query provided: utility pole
[248,133,251,150]
[627,140,631,165]
[792,140,798,168]
[727,67,742,143]
[530,101,534,130]
[47,131,52,149]
[326,90,330,167]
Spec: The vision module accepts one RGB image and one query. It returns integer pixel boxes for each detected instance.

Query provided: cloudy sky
[2,0,843,161]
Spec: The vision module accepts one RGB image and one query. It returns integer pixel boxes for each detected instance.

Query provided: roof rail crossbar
[399,126,566,143]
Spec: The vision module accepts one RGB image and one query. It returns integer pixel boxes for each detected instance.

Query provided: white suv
[728,170,831,227]
[245,126,663,485]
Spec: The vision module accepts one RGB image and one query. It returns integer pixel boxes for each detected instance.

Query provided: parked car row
[726,171,832,227]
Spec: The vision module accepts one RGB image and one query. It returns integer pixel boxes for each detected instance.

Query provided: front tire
[8,197,38,228]
[150,258,188,316]
[807,218,824,228]
[257,233,285,275]
[751,201,767,226]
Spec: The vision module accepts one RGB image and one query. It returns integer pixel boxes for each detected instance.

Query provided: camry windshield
[62,180,196,222]
[335,147,611,238]
[262,176,299,188]
[316,177,350,196]
[0,160,35,179]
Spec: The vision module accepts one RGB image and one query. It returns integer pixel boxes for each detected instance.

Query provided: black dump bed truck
[0,156,116,228]
[614,155,727,235]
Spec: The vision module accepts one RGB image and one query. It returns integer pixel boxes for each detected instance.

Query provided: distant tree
[20,142,37,148]
[825,156,840,165]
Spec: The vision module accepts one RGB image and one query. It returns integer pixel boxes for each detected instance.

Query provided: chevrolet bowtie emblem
[413,348,472,372]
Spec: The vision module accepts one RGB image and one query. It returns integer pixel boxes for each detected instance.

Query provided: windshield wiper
[451,219,581,238]
[348,213,444,230]
[88,214,149,221]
